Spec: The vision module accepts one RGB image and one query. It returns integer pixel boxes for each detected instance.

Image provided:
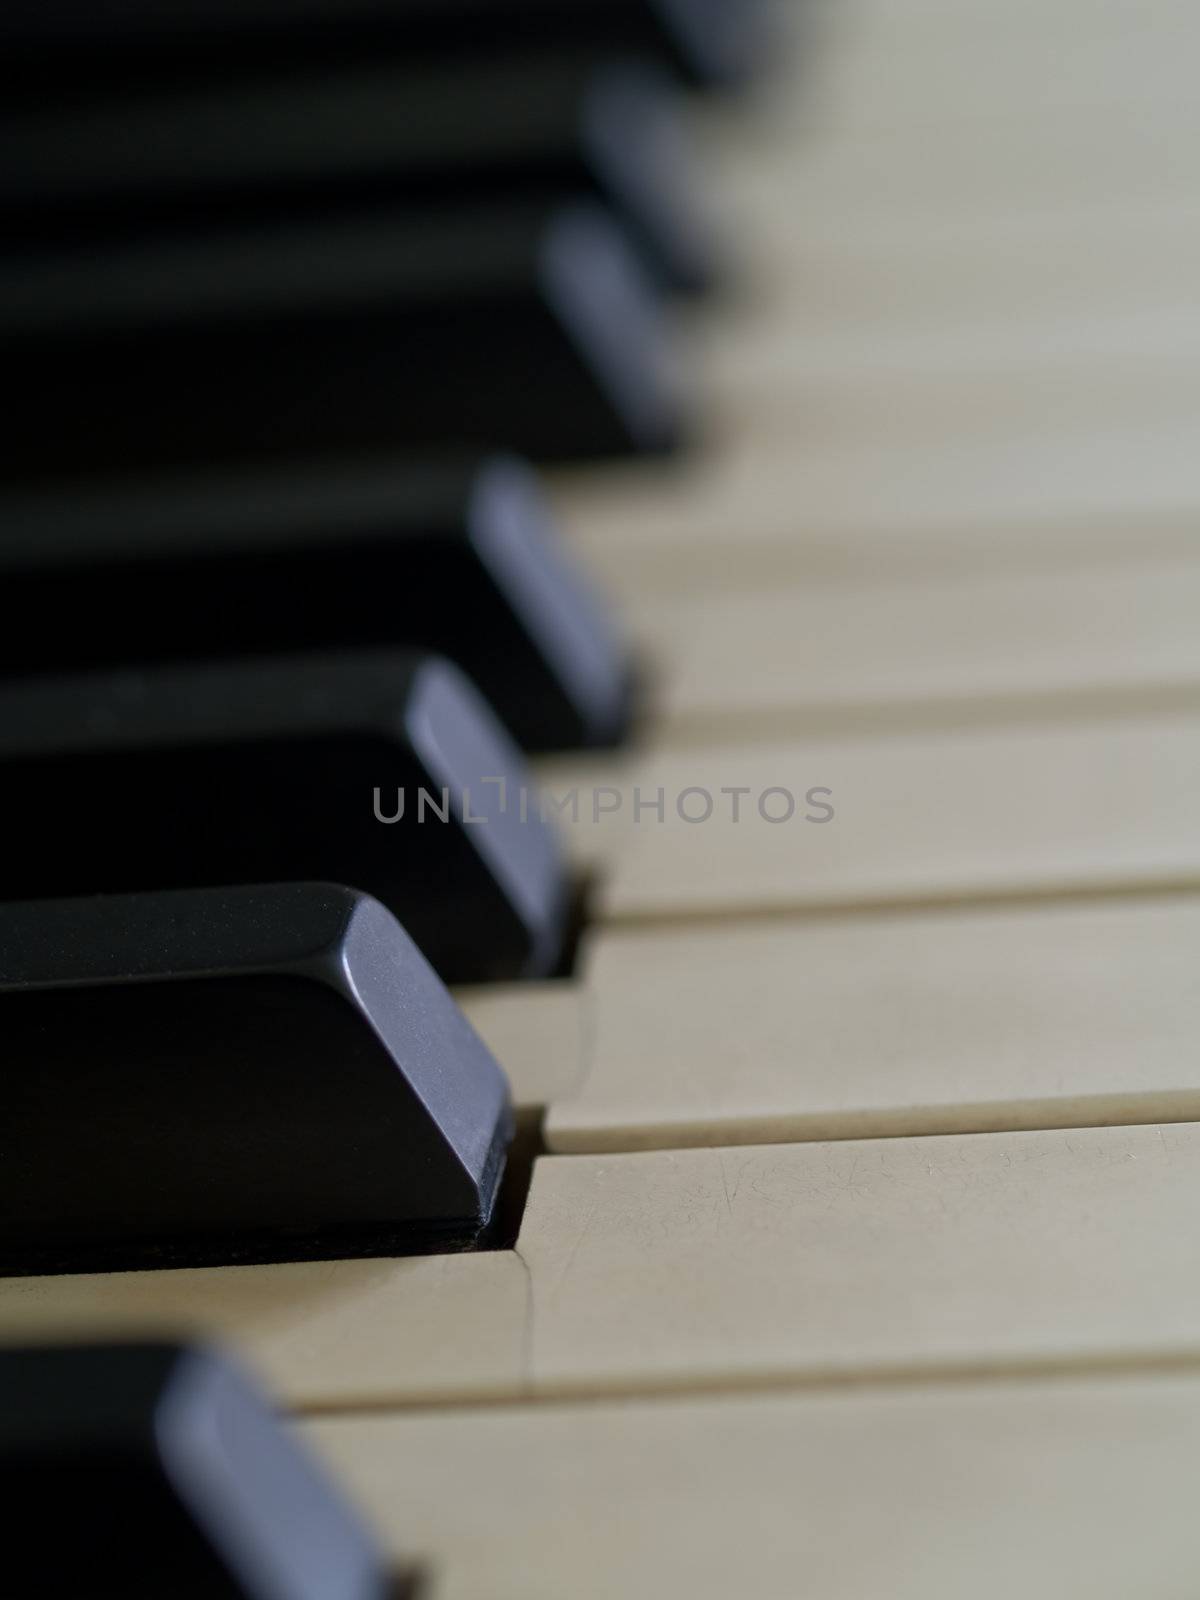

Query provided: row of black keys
[0,1,778,478]
[0,510,593,1273]
[0,1,765,1279]
[1,4,771,1589]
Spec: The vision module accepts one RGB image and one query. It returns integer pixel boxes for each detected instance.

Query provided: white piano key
[594,712,1200,923]
[630,558,1200,745]
[802,5,1200,136]
[556,412,1200,599]
[0,1254,531,1410]
[515,1124,1200,1396]
[308,1373,1200,1600]
[551,895,1200,1151]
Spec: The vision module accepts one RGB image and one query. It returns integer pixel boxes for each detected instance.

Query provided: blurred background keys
[0,884,512,1273]
[0,57,717,293]
[0,200,682,479]
[0,1342,402,1597]
[0,455,631,753]
[0,0,768,92]
[0,653,568,984]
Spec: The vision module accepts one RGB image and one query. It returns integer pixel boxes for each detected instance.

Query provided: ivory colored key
[800,10,1198,136]
[8,1123,1200,1407]
[854,0,1196,41]
[556,412,1200,598]
[589,710,1200,924]
[0,1255,533,1411]
[550,895,1200,1152]
[719,119,1200,251]
[700,273,1200,423]
[629,557,1200,744]
[308,1375,1200,1600]
[725,204,1200,342]
[509,1126,1200,1397]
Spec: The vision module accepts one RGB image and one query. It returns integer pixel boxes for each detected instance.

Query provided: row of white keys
[700,211,1200,406]
[515,0,1200,1418]
[554,3,1200,596]
[307,1373,1200,1600]
[8,1120,1200,1407]
[295,8,1200,1579]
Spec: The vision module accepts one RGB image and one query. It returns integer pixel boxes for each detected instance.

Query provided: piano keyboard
[4,0,1200,1593]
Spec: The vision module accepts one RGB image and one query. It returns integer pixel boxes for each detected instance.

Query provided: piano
[3,0,1200,1593]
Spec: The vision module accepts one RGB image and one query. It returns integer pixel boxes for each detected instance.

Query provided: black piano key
[0,0,768,91]
[0,455,631,752]
[1,57,717,293]
[0,201,683,480]
[0,1342,402,1597]
[0,652,567,984]
[0,883,513,1272]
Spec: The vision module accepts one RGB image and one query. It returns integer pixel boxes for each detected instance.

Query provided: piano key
[554,411,1200,599]
[3,1342,395,1600]
[737,191,1200,326]
[510,1125,1200,1397]
[0,455,631,753]
[723,121,1200,258]
[627,557,1200,744]
[549,895,1200,1152]
[7,1122,1200,1408]
[0,958,565,1403]
[0,1256,534,1411]
[582,711,1200,924]
[788,4,1197,137]
[0,0,768,90]
[0,884,512,1274]
[1,58,715,294]
[699,229,1200,428]
[0,652,567,983]
[307,1375,1200,1600]
[0,201,682,479]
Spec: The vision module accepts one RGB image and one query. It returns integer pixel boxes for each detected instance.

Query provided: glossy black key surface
[0,0,768,89]
[0,455,631,752]
[0,201,681,479]
[0,1342,400,1597]
[1,58,716,293]
[0,652,567,983]
[0,884,512,1272]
